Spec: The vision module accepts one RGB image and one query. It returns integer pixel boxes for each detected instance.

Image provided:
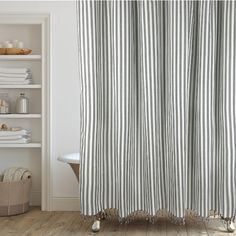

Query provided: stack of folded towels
[0,67,32,85]
[0,129,31,144]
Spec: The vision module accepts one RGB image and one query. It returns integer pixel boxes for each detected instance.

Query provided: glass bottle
[16,93,29,114]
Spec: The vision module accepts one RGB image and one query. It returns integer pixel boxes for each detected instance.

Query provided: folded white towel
[0,138,31,144]
[0,80,32,85]
[0,77,30,82]
[0,72,31,78]
[3,167,32,182]
[0,130,30,137]
[0,68,30,74]
[0,135,30,140]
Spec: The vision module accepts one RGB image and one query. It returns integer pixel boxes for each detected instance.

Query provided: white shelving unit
[0,114,42,118]
[0,55,42,61]
[0,84,42,89]
[0,14,50,211]
[0,143,42,148]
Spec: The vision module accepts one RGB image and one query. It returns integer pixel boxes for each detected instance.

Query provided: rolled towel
[0,68,30,74]
[3,167,32,182]
[22,171,32,180]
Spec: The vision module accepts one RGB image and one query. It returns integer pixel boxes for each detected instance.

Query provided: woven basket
[0,176,32,216]
[0,48,32,55]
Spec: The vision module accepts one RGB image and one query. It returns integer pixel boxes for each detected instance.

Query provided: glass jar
[16,93,29,114]
[0,92,11,114]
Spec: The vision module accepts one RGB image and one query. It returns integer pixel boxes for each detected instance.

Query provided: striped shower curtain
[77,1,236,220]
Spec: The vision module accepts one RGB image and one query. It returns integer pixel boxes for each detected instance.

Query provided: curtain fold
[77,0,236,219]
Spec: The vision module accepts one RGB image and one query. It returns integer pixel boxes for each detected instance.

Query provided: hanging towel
[3,167,32,182]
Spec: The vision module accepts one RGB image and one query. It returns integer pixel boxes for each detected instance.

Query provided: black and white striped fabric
[77,1,236,220]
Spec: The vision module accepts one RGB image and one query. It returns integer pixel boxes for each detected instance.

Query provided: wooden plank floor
[0,207,234,236]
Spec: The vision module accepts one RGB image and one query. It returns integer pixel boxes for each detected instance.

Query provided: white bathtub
[58,153,80,182]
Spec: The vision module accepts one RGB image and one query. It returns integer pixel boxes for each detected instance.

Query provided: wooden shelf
[0,143,41,148]
[0,114,41,118]
[0,84,41,89]
[0,55,41,61]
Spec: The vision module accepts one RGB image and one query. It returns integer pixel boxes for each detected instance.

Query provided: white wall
[0,1,80,210]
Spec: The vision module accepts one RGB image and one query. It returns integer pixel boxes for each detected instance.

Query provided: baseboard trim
[51,197,80,211]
